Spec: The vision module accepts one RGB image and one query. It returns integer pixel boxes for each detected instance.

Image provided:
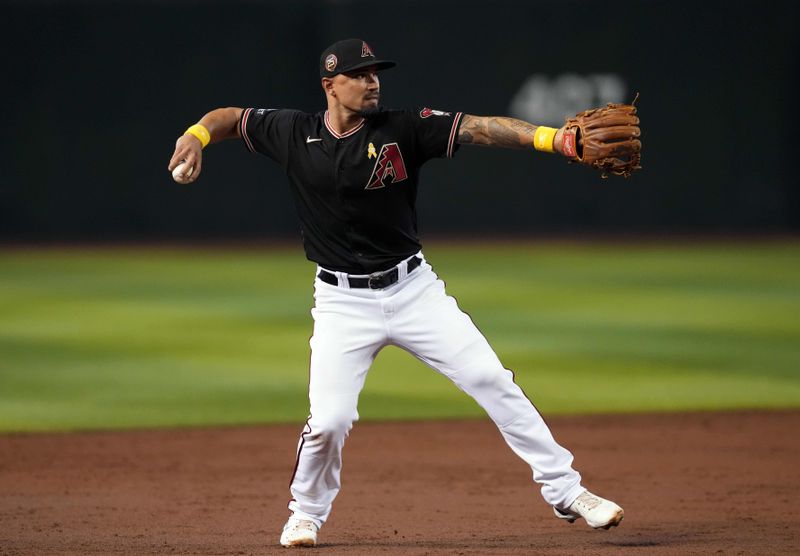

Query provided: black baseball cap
[319,38,396,78]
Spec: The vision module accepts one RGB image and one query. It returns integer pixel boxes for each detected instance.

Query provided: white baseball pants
[288,254,584,527]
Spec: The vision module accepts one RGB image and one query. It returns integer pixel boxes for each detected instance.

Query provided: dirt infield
[1,411,798,555]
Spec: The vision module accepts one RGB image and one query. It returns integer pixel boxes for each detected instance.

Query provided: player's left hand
[560,97,642,178]
[553,127,574,158]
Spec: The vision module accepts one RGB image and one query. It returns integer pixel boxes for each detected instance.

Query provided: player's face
[333,67,381,112]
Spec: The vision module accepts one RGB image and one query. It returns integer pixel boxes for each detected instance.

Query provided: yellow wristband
[533,126,558,153]
[185,124,211,148]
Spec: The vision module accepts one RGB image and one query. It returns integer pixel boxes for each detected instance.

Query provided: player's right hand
[168,134,204,184]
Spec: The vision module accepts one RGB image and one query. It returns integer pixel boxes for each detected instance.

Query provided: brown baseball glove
[562,95,642,178]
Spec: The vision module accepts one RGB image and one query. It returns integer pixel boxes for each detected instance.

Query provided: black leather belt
[317,256,422,289]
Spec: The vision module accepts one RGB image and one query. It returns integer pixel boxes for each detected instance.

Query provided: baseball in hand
[172,161,194,184]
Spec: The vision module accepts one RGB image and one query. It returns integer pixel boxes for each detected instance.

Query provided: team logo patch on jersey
[325,54,338,72]
[361,41,374,58]
[365,143,408,190]
[420,107,452,118]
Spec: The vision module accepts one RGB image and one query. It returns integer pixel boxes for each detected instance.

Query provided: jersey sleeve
[407,107,464,162]
[239,108,299,164]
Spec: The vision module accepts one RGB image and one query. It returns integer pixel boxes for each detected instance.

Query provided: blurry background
[2,0,798,240]
[1,0,799,431]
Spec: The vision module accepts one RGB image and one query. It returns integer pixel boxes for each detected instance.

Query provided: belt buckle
[367,271,385,289]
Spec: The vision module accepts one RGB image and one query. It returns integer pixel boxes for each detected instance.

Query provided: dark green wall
[2,0,797,241]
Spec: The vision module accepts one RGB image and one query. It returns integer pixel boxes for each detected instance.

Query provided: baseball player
[168,39,626,548]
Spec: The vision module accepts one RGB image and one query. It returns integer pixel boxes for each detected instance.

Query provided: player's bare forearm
[197,107,244,144]
[167,107,244,181]
[457,114,567,155]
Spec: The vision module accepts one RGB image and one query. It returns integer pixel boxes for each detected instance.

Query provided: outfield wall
[2,0,797,240]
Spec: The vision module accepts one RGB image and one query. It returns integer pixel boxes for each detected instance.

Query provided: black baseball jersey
[239,106,463,274]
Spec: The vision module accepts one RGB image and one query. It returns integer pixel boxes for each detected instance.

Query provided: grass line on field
[1,240,799,432]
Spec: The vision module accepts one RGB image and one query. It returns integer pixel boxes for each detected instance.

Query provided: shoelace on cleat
[285,519,315,533]
[575,493,602,511]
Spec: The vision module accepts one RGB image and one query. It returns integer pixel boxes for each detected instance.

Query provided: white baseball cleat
[553,490,624,530]
[280,516,319,548]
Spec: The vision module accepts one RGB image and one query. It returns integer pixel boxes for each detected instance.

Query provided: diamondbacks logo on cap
[361,41,374,58]
[325,54,338,72]
[420,107,452,119]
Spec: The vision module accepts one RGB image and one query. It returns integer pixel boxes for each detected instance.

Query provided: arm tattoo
[457,114,486,145]
[457,114,538,149]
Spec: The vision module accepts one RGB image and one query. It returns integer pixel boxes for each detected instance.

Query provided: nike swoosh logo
[306,136,323,143]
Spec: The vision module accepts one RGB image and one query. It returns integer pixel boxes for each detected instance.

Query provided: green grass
[1,240,799,432]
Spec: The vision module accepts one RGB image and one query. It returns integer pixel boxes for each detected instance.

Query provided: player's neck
[325,106,364,136]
